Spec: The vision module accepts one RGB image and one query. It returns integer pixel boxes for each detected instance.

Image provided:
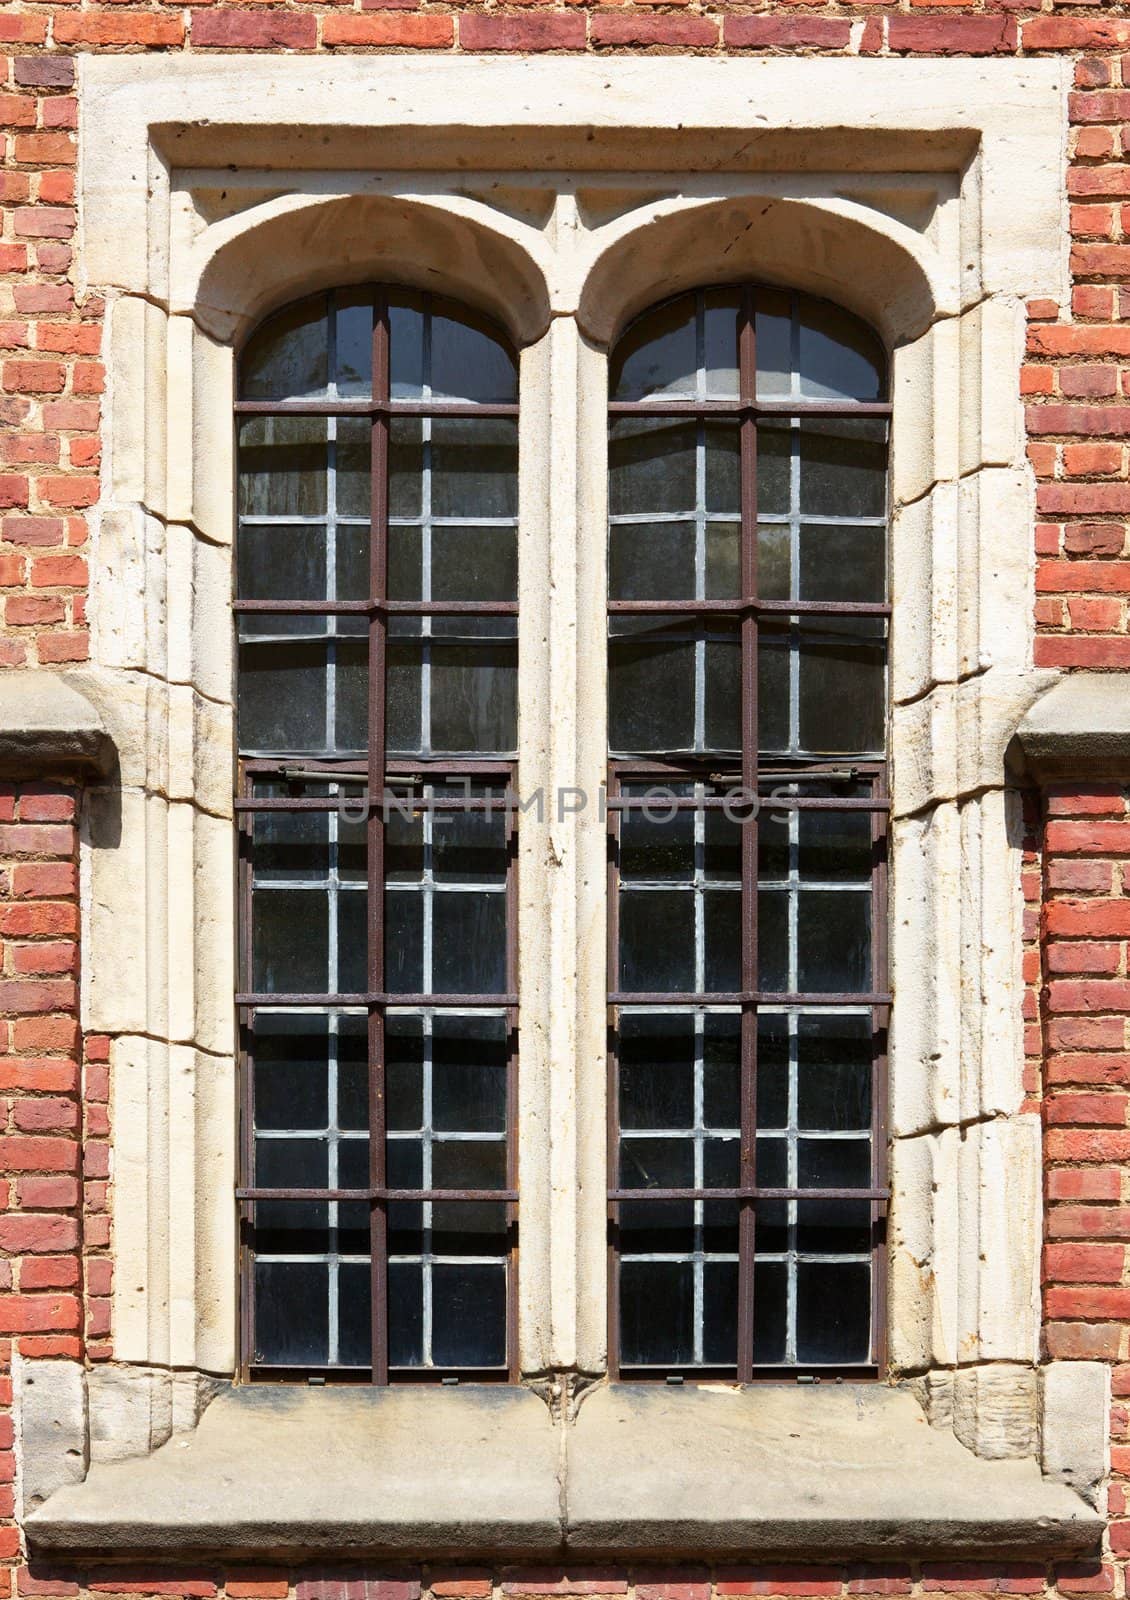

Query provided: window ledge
[24,1383,1102,1562]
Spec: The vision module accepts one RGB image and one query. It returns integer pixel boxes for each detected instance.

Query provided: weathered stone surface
[0,672,113,776]
[27,1386,561,1557]
[25,1382,1102,1561]
[1041,1361,1110,1510]
[15,1358,86,1516]
[1012,672,1130,785]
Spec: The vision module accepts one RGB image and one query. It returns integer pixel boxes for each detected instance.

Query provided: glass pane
[795,1260,871,1363]
[253,1261,328,1365]
[390,296,425,400]
[238,635,368,756]
[703,891,740,992]
[388,624,517,758]
[755,1013,787,1129]
[704,1013,741,1128]
[433,1013,508,1133]
[388,1261,423,1367]
[755,290,792,401]
[620,1261,694,1365]
[432,525,517,603]
[609,618,739,755]
[434,802,508,884]
[390,417,423,518]
[798,618,885,755]
[251,888,328,994]
[610,521,696,603]
[431,303,517,404]
[337,417,372,519]
[797,1014,872,1131]
[387,1013,424,1131]
[335,290,373,398]
[797,891,871,992]
[798,523,885,604]
[756,421,790,517]
[752,1261,787,1364]
[432,419,518,519]
[798,299,885,402]
[798,804,873,883]
[619,1012,695,1130]
[619,890,694,993]
[703,289,740,400]
[253,1014,330,1131]
[757,523,790,602]
[431,1266,507,1367]
[609,417,696,516]
[611,293,697,401]
[798,1137,871,1190]
[241,294,329,401]
[237,524,325,616]
[432,892,507,994]
[799,420,887,519]
[619,792,695,882]
[338,1261,372,1367]
[703,1261,739,1366]
[238,417,327,518]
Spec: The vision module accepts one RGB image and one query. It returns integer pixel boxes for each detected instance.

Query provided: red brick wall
[6,4,1130,1597]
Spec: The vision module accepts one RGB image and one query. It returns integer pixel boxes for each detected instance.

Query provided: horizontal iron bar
[235,599,519,616]
[238,1187,518,1203]
[607,1187,889,1202]
[235,399,519,417]
[608,991,891,1006]
[607,399,891,418]
[236,795,513,812]
[608,600,890,617]
[237,992,518,1007]
[605,796,890,812]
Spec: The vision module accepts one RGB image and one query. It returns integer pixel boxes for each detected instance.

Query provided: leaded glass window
[606,287,890,1377]
[235,288,518,1381]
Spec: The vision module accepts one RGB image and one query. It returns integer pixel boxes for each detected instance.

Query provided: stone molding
[1010,672,1130,786]
[0,672,113,778]
[72,50,1075,1481]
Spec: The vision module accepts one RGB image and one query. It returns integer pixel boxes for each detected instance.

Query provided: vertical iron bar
[237,787,255,1380]
[737,285,759,1382]
[871,763,890,1371]
[505,789,521,1381]
[369,293,391,1385]
[606,770,623,1379]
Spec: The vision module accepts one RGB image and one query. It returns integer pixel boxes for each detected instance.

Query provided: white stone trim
[72,54,1071,1456]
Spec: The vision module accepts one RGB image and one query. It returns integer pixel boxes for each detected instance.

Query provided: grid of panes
[234,287,519,1382]
[606,287,891,1377]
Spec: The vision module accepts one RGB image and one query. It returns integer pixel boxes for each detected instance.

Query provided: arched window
[233,289,519,1382]
[606,287,890,1377]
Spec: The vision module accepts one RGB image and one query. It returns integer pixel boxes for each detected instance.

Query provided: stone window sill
[25,1383,1101,1562]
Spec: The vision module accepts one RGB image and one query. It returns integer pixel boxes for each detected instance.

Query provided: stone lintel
[1010,673,1130,787]
[24,1383,1102,1561]
[0,672,114,778]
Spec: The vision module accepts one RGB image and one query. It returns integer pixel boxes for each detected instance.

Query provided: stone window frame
[40,50,1109,1493]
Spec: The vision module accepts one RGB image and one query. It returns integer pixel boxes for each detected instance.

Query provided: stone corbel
[0,671,115,779]
[1009,672,1130,787]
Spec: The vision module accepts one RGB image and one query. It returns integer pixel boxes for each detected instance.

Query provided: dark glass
[796,1197,872,1255]
[385,892,423,994]
[237,524,326,621]
[241,295,329,401]
[238,417,328,518]
[703,1013,741,1128]
[797,1014,872,1131]
[388,1261,424,1367]
[756,889,788,992]
[387,1013,424,1131]
[338,1261,372,1366]
[433,1013,509,1132]
[431,1266,507,1367]
[434,800,508,883]
[702,1263,739,1366]
[703,891,740,992]
[335,291,373,398]
[238,635,368,756]
[253,1261,328,1365]
[619,889,694,993]
[611,294,697,401]
[432,419,518,520]
[620,1261,694,1366]
[253,1014,330,1131]
[796,890,871,992]
[798,801,873,882]
[619,1012,694,1130]
[619,792,695,881]
[251,888,328,994]
[757,522,791,601]
[799,419,887,519]
[795,1260,870,1363]
[751,1261,787,1364]
[610,417,696,515]
[432,892,507,994]
[609,619,740,755]
[798,618,885,756]
[798,300,884,402]
[755,1012,788,1129]
[431,305,517,404]
[798,523,885,604]
[387,624,518,758]
[754,290,792,401]
[798,1138,871,1190]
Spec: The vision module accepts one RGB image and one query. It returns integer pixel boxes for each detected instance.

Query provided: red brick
[887,15,1015,53]
[1031,20,1130,52]
[2,361,64,395]
[14,1178,78,1211]
[11,58,74,89]
[458,14,586,51]
[191,10,316,47]
[0,1294,78,1333]
[1045,1242,1125,1282]
[323,14,452,45]
[53,12,184,45]
[1046,1322,1123,1359]
[592,15,717,46]
[11,210,74,242]
[723,17,850,48]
